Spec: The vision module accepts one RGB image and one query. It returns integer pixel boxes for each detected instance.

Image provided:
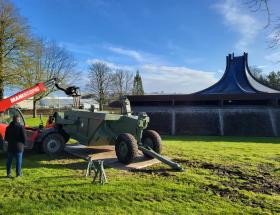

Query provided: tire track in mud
[133,158,280,213]
[0,188,102,203]
[173,158,280,195]
[2,185,277,213]
[172,158,280,213]
[0,188,160,204]
[0,186,197,205]
[0,188,161,207]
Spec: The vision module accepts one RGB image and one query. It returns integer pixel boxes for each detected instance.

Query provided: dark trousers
[6,152,23,176]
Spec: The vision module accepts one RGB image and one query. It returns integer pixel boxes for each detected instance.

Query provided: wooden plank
[65,144,160,171]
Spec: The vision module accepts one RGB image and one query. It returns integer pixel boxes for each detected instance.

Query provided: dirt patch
[174,158,280,195]
[204,184,241,199]
[202,184,280,212]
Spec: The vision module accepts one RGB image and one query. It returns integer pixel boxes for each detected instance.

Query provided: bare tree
[0,0,30,99]
[249,66,268,84]
[245,0,270,26]
[245,0,280,49]
[19,39,77,117]
[270,19,280,49]
[111,69,133,98]
[250,66,264,78]
[87,62,112,111]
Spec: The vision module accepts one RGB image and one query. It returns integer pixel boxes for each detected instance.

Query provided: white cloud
[87,58,119,68]
[86,58,217,93]
[106,46,144,62]
[264,52,280,62]
[141,64,217,93]
[86,44,218,93]
[215,0,261,51]
[87,58,135,71]
[105,45,166,65]
[256,65,267,69]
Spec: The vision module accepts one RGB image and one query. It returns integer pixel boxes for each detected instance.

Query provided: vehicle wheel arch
[35,127,69,144]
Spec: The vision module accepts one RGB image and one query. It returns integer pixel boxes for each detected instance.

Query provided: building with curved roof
[128,53,280,136]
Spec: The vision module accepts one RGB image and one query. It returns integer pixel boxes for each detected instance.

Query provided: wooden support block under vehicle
[65,144,160,171]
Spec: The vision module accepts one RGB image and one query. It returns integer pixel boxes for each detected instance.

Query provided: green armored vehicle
[53,99,160,163]
[48,98,181,170]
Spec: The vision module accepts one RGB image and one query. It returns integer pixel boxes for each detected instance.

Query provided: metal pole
[139,145,183,171]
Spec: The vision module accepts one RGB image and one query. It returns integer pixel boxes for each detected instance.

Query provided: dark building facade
[128,53,280,136]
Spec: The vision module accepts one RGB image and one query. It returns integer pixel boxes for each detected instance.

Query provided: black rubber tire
[141,130,162,158]
[115,133,138,164]
[42,133,65,155]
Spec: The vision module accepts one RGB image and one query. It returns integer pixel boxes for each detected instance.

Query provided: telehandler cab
[0,78,80,154]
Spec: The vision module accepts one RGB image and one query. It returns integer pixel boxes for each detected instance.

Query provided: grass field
[25,116,48,127]
[0,130,280,214]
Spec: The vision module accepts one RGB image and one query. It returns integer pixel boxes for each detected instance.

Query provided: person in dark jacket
[5,115,26,177]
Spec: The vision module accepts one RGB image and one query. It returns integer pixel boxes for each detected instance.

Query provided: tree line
[0,0,144,116]
[250,67,280,90]
[87,62,144,110]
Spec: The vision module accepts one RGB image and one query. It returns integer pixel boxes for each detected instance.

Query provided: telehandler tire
[141,130,162,158]
[42,133,65,155]
[115,133,138,164]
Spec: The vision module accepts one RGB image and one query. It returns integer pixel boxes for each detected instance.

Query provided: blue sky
[12,0,280,93]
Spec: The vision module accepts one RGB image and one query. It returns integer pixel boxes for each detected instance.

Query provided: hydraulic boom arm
[0,78,80,112]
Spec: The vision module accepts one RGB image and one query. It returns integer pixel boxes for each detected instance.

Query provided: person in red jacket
[45,116,55,128]
[5,115,26,177]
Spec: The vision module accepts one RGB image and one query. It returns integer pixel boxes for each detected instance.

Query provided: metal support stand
[85,158,107,185]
